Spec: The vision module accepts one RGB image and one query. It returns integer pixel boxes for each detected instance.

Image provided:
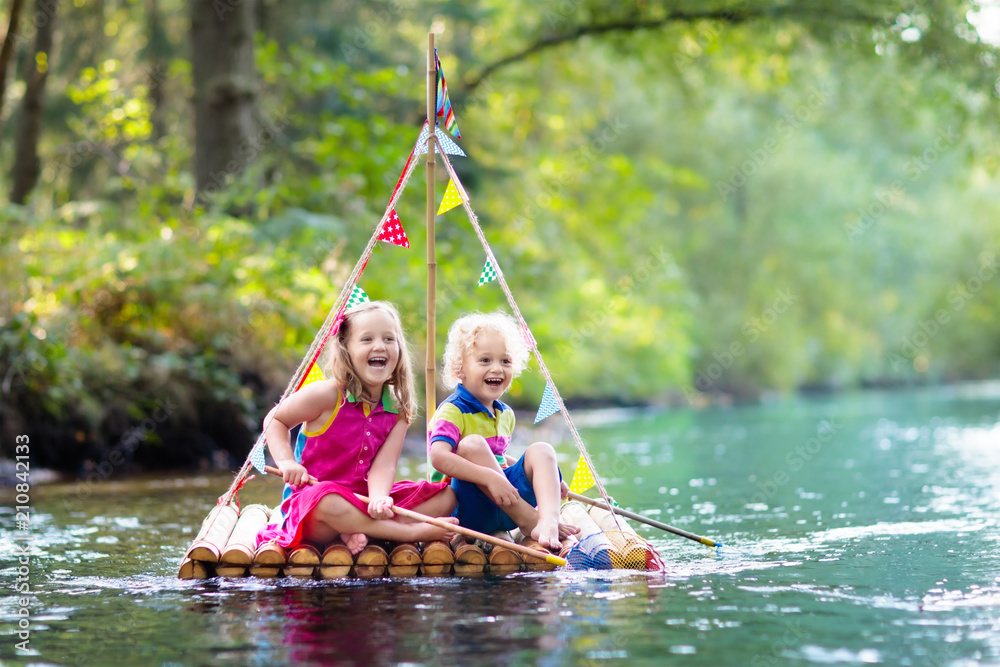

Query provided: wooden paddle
[567,491,721,548]
[263,465,567,566]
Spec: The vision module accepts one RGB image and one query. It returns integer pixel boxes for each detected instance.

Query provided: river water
[2,383,999,666]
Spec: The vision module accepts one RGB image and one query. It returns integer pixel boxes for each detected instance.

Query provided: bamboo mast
[425,32,437,426]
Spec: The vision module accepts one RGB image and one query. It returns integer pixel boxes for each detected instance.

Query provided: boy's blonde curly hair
[442,311,530,390]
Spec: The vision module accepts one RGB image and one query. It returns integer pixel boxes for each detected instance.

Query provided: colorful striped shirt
[427,383,514,483]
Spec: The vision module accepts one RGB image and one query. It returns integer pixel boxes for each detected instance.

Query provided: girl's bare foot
[531,518,562,550]
[341,532,368,555]
[408,517,460,543]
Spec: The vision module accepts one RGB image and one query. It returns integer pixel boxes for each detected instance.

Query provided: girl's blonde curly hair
[441,311,530,390]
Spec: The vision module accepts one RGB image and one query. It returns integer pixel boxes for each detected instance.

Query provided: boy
[428,312,577,550]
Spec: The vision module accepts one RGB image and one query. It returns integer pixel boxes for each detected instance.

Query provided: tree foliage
[0,0,998,470]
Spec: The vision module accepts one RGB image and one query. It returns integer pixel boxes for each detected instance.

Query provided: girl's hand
[485,470,521,507]
[277,460,310,488]
[368,495,395,520]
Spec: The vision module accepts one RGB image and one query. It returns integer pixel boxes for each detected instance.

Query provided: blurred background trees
[1,0,998,470]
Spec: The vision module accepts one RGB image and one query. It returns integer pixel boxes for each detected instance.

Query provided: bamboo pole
[567,491,721,548]
[425,31,437,426]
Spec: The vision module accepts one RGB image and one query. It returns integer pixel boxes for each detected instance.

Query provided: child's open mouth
[368,357,388,369]
[485,378,504,388]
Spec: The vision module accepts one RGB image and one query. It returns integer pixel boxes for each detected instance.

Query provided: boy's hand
[560,480,571,500]
[368,495,395,520]
[485,470,521,507]
[277,460,310,487]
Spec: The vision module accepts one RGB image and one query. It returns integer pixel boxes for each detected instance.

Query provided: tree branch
[463,3,885,95]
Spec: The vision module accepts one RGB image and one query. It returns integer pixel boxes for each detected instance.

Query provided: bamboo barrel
[319,543,354,580]
[485,531,521,574]
[221,504,270,565]
[185,503,240,562]
[388,543,422,577]
[588,505,654,570]
[420,540,454,576]
[560,501,617,568]
[354,544,389,578]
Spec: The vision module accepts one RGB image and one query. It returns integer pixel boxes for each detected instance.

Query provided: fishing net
[562,531,666,571]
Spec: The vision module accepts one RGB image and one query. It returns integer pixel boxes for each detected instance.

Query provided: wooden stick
[263,465,566,565]
[567,491,721,548]
[425,31,437,425]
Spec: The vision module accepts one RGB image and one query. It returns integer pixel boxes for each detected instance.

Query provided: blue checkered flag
[534,383,560,424]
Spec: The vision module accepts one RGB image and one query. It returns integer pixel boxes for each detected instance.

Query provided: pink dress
[256,386,449,549]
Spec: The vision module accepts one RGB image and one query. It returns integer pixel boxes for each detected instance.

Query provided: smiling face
[345,309,401,399]
[459,330,513,409]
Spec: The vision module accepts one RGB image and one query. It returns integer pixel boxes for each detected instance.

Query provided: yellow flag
[437,179,463,215]
[299,362,327,389]
[569,454,596,494]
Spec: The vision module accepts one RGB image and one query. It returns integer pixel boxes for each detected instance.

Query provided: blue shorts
[450,454,561,534]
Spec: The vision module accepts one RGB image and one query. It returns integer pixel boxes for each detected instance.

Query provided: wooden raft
[178,501,656,580]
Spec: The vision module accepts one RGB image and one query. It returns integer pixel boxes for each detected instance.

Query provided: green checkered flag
[478,259,497,287]
[346,284,370,310]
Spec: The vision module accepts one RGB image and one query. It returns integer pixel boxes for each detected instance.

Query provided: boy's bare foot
[531,517,562,550]
[559,534,580,557]
[341,532,368,555]
[558,521,581,539]
[409,516,460,543]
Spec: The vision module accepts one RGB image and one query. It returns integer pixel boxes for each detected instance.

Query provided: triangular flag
[534,382,560,424]
[435,51,461,138]
[417,125,466,157]
[435,128,466,156]
[249,442,267,474]
[346,284,370,310]
[569,454,596,494]
[299,361,327,388]
[378,209,410,248]
[437,179,463,215]
[478,259,497,286]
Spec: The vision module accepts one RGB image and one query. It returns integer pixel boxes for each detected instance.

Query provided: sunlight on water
[1,386,998,666]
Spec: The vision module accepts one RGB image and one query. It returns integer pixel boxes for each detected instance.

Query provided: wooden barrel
[588,505,653,570]
[319,543,353,579]
[509,529,559,572]
[215,564,247,578]
[388,543,421,577]
[254,541,287,567]
[221,504,270,565]
[177,557,212,580]
[248,564,281,578]
[451,535,486,575]
[420,540,454,576]
[560,501,617,568]
[485,531,521,574]
[354,544,389,578]
[284,544,320,578]
[185,503,240,563]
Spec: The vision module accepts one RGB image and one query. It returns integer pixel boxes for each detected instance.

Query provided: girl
[257,301,457,555]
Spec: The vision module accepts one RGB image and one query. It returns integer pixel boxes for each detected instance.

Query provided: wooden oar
[264,466,566,566]
[567,491,721,549]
